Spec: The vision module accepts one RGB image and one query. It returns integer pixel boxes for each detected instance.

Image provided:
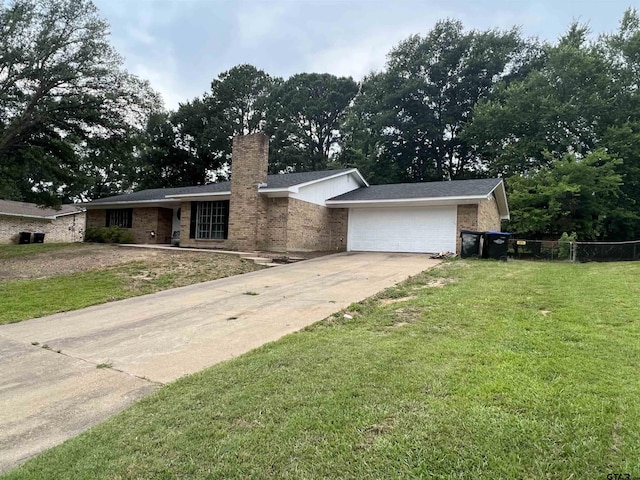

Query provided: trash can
[18,232,31,244]
[460,230,484,258]
[33,232,45,243]
[483,231,511,260]
[171,231,180,246]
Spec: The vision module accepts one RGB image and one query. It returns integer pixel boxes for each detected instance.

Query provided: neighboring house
[85,133,509,253]
[0,200,85,244]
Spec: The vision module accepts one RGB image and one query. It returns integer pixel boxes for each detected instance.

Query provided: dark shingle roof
[328,178,502,202]
[0,199,83,218]
[89,169,355,204]
[263,169,353,189]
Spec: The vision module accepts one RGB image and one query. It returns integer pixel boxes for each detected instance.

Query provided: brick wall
[263,197,288,251]
[284,197,347,251]
[478,195,501,232]
[86,207,172,244]
[456,204,479,254]
[0,212,85,244]
[227,133,269,251]
[86,209,104,229]
[455,197,502,254]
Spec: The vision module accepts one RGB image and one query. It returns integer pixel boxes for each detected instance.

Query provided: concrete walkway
[0,252,439,473]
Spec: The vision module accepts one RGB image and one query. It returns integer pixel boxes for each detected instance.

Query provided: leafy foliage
[504,150,623,240]
[267,73,358,173]
[341,20,531,183]
[0,0,160,205]
[84,226,135,244]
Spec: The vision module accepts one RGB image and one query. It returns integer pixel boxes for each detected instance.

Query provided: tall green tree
[209,64,278,136]
[266,73,358,172]
[467,10,640,239]
[138,65,278,188]
[0,0,159,205]
[465,24,619,176]
[506,150,623,240]
[341,20,531,183]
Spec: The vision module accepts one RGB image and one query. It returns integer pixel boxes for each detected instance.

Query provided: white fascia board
[165,191,231,199]
[487,180,510,220]
[325,195,489,208]
[258,187,292,197]
[0,212,54,220]
[52,209,85,218]
[0,209,84,219]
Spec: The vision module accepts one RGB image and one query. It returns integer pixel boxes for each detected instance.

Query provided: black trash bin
[18,232,31,244]
[460,230,484,258]
[483,231,511,260]
[33,232,45,243]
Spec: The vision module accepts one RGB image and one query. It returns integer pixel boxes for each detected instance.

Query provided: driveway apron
[0,252,439,472]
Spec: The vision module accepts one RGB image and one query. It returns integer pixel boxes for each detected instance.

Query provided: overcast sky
[93,0,635,110]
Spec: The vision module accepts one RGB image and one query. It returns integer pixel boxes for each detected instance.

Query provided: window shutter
[189,202,197,239]
[223,200,230,239]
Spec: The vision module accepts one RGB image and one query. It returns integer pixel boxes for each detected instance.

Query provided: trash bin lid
[486,231,511,235]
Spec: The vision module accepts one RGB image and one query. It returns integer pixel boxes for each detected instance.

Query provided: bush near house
[84,226,135,244]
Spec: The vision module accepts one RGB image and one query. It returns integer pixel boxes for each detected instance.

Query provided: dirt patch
[379,296,417,305]
[415,278,455,289]
[0,244,258,281]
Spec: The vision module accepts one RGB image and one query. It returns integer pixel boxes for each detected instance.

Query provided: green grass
[0,242,84,260]
[4,260,640,479]
[0,255,262,325]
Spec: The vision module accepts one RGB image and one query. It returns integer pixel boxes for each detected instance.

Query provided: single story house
[0,200,86,244]
[85,133,509,254]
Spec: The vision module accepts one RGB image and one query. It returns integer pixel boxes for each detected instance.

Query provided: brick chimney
[227,133,269,251]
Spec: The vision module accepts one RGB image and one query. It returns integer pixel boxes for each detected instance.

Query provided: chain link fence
[508,238,640,262]
[572,240,640,262]
[508,239,564,261]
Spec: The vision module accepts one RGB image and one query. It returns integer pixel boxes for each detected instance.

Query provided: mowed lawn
[4,260,640,479]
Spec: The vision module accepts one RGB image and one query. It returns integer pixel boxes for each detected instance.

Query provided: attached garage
[348,206,457,253]
[326,178,510,254]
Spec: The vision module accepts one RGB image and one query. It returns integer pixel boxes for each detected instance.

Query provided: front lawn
[0,243,263,324]
[4,260,640,478]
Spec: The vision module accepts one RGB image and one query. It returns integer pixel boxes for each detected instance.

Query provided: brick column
[227,133,269,251]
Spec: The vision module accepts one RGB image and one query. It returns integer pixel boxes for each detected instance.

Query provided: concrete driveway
[0,252,439,472]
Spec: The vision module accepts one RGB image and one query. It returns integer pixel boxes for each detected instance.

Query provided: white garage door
[348,206,457,253]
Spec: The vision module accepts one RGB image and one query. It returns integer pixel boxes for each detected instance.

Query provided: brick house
[0,200,85,244]
[85,133,509,253]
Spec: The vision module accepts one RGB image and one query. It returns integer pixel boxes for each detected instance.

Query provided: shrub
[85,226,135,244]
[558,231,577,259]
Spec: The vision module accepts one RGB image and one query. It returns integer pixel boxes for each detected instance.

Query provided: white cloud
[235,2,289,44]
[305,20,436,79]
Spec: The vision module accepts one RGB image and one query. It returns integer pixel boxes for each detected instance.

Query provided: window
[190,201,229,239]
[106,208,132,228]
